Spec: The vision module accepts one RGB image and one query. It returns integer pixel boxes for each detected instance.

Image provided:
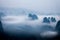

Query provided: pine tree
[43,17,50,23]
[28,14,38,20]
[51,17,56,22]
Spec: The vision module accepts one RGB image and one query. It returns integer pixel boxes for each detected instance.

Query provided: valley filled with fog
[0,7,60,37]
[0,0,60,39]
[1,15,60,36]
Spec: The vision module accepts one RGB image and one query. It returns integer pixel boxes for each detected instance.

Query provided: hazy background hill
[0,8,60,16]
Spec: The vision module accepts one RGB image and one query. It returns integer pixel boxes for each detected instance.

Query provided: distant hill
[0,7,60,16]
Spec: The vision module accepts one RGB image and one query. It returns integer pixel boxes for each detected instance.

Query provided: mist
[0,0,60,14]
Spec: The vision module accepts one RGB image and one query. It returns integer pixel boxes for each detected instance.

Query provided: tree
[28,13,38,20]
[51,17,56,22]
[43,17,50,23]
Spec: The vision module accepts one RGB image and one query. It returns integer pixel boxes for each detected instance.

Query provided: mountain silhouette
[28,14,38,20]
[51,17,56,22]
[55,20,60,33]
[43,17,50,23]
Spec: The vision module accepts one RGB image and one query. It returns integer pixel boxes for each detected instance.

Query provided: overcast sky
[0,0,60,13]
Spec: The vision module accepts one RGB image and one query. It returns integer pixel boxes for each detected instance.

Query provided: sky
[0,0,60,14]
